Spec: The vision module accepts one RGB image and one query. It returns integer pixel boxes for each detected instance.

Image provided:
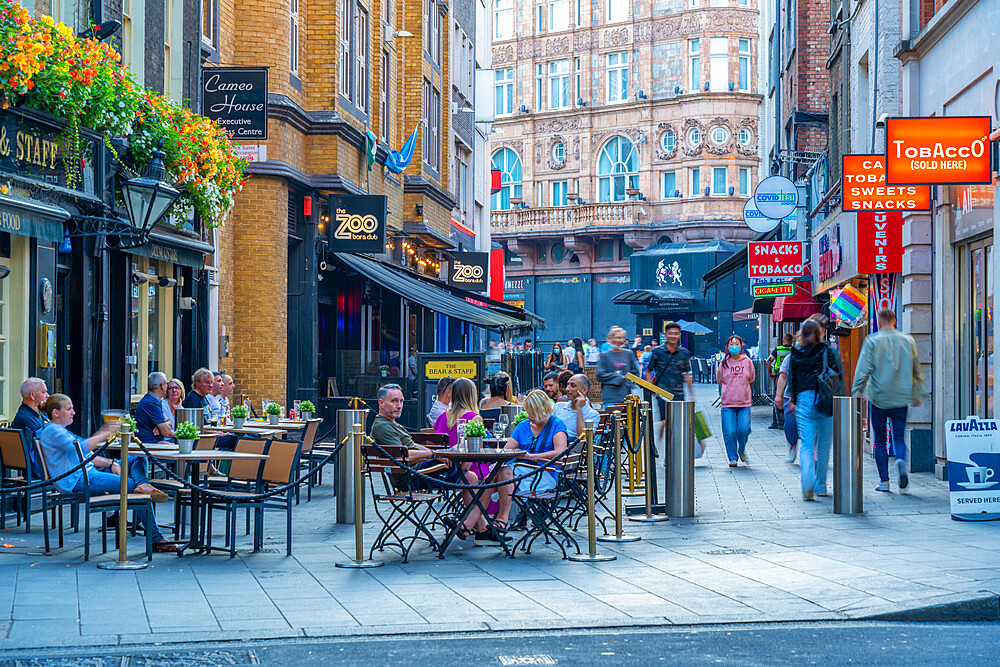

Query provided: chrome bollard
[598,412,640,543]
[336,409,368,524]
[569,421,616,562]
[666,400,695,518]
[630,402,668,523]
[336,423,383,568]
[98,421,147,570]
[833,396,864,515]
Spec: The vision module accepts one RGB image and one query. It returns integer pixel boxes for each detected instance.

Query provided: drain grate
[3,650,258,667]
[704,548,752,555]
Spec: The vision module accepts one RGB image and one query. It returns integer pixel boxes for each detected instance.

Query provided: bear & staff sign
[201,67,268,139]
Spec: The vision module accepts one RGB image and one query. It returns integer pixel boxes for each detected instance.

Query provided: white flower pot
[268,414,280,425]
[233,417,245,429]
[177,439,195,454]
[300,411,313,421]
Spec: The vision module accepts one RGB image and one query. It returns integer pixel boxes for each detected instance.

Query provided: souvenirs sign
[857,212,903,273]
[842,154,931,211]
[885,117,992,185]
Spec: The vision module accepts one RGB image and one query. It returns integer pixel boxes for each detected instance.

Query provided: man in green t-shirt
[370,384,435,490]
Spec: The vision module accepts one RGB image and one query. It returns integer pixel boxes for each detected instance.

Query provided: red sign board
[490,169,503,194]
[857,212,903,273]
[842,154,931,211]
[885,116,993,185]
[747,241,805,280]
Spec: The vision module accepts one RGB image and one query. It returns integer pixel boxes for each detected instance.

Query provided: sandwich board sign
[945,417,1000,521]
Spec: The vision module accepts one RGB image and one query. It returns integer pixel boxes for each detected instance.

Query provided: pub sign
[447,251,489,290]
[325,194,387,252]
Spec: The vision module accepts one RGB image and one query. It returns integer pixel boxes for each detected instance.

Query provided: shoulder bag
[815,345,843,417]
[512,417,559,494]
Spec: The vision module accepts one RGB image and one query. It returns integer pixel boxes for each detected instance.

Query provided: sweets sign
[841,155,931,211]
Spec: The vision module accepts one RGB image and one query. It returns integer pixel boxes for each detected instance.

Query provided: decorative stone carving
[499,139,523,155]
[655,122,677,161]
[572,135,580,160]
[604,27,629,47]
[705,117,736,155]
[592,127,643,147]
[545,36,570,55]
[573,32,592,50]
[493,45,513,64]
[681,118,704,156]
[634,21,652,41]
[736,118,759,156]
[536,118,579,134]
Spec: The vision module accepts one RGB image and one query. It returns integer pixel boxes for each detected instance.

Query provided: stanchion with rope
[630,401,669,523]
[622,394,645,497]
[336,422,383,569]
[598,411,640,544]
[569,420,616,562]
[97,421,148,570]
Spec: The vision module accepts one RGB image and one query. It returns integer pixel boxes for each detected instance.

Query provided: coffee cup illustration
[966,466,995,484]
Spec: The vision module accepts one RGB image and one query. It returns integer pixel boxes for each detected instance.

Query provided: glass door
[967,240,994,418]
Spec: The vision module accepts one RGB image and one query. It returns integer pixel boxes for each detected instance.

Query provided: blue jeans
[74,456,164,542]
[795,390,832,495]
[871,405,908,482]
[720,407,751,462]
[783,402,798,449]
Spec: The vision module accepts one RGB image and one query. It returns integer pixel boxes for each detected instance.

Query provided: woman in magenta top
[716,334,755,467]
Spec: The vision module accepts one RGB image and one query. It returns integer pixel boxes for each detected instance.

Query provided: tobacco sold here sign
[747,241,804,280]
[842,154,931,211]
[885,117,992,185]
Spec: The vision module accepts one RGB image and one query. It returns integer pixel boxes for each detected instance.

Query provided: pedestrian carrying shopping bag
[693,408,711,459]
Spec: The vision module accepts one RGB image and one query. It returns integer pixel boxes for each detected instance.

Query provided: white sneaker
[785,446,797,464]
[875,481,890,492]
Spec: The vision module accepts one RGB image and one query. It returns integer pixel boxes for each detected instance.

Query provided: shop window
[596,239,615,261]
[130,261,175,400]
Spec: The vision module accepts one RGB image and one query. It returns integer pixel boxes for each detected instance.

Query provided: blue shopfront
[614,241,756,357]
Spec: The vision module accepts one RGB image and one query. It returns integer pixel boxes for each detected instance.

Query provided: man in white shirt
[563,341,575,368]
[553,374,601,441]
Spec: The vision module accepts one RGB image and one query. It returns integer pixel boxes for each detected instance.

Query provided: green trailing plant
[119,414,137,432]
[264,402,282,416]
[464,420,487,438]
[174,421,198,440]
[512,411,529,426]
[298,400,315,413]
[230,405,248,419]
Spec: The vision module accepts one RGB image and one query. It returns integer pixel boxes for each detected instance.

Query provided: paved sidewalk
[0,385,997,650]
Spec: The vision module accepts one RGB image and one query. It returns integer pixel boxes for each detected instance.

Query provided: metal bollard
[500,404,521,437]
[98,422,147,570]
[569,421,616,562]
[666,400,695,518]
[336,423,383,568]
[598,412,640,543]
[833,396,864,515]
[631,402,669,523]
[336,409,368,524]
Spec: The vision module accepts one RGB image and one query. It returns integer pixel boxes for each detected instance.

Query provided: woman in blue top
[491,389,568,536]
[38,394,179,552]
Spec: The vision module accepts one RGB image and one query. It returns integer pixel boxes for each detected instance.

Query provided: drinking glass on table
[456,418,468,452]
[498,413,510,437]
[492,421,504,441]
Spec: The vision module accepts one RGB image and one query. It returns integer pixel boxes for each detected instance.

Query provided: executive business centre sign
[201,67,269,139]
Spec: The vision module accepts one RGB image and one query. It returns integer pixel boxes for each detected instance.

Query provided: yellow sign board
[425,359,478,379]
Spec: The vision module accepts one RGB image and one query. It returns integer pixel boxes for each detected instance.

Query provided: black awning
[612,288,697,306]
[0,194,70,242]
[701,229,780,291]
[334,252,532,331]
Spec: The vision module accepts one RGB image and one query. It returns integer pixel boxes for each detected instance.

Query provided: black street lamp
[120,146,181,239]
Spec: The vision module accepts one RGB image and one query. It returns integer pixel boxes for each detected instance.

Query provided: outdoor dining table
[209,425,282,437]
[246,420,307,431]
[432,448,524,558]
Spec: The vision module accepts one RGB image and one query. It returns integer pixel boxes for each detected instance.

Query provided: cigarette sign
[747,241,804,280]
[842,155,931,211]
[885,117,992,185]
[751,282,794,298]
[857,212,903,273]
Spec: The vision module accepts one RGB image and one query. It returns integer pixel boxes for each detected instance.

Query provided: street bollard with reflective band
[630,402,668,523]
[336,423,383,568]
[833,396,864,515]
[336,409,368,524]
[98,422,147,570]
[598,412,640,543]
[666,400,695,518]
[569,420,616,562]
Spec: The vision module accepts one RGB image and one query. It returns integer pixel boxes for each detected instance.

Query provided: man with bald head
[12,378,50,476]
[552,373,601,440]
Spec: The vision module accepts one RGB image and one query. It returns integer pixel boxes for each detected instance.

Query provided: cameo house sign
[201,67,268,139]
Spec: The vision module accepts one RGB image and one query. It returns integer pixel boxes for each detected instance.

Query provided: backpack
[814,345,842,416]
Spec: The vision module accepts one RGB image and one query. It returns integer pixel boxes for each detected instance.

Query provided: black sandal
[441,516,472,541]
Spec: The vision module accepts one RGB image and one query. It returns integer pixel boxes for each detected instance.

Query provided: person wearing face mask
[596,326,639,409]
[716,334,755,467]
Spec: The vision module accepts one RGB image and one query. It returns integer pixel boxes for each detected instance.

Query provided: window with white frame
[548,59,570,109]
[688,127,701,146]
[661,129,676,153]
[339,0,369,111]
[688,39,700,91]
[711,126,729,145]
[424,0,433,49]
[356,5,369,111]
[290,0,299,76]
[739,127,752,146]
[574,57,582,101]
[161,0,168,85]
[432,2,441,63]
[738,39,750,91]
[552,181,568,206]
[576,0,582,25]
[381,50,391,141]
[536,63,544,109]
[690,167,700,196]
[739,167,750,196]
[710,0,725,5]
[608,0,627,22]
[495,68,514,116]
[709,37,727,91]
[382,0,390,24]
[202,0,217,48]
[662,171,677,199]
[122,0,133,69]
[536,182,545,207]
[712,167,727,195]
[739,0,749,5]
[536,4,544,31]
[549,0,569,31]
[494,0,513,39]
[430,86,441,169]
[606,51,628,103]
[552,141,565,162]
[491,148,523,210]
[340,0,351,97]
[597,136,638,202]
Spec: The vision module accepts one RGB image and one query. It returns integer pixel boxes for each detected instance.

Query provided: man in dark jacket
[11,378,49,477]
[646,322,693,427]
[596,326,639,409]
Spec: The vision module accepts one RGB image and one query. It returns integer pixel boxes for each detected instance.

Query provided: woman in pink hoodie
[716,334,755,467]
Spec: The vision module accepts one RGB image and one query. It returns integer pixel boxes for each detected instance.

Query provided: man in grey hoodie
[596,326,639,409]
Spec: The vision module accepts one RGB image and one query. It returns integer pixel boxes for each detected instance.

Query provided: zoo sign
[447,251,489,290]
[325,194,387,252]
[747,241,804,280]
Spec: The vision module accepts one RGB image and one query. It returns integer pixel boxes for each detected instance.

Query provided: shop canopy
[0,193,70,243]
[612,288,697,307]
[772,284,824,323]
[333,252,537,332]
[700,229,779,291]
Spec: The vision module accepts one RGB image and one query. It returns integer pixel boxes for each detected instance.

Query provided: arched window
[491,148,522,211]
[597,136,638,202]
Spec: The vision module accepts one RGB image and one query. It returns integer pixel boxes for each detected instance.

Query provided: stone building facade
[489,0,763,346]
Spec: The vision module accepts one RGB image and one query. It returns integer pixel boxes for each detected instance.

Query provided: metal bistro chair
[0,428,37,531]
[510,438,585,559]
[204,437,269,555]
[169,434,219,541]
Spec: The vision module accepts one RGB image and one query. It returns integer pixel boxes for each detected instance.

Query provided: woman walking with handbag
[788,319,843,500]
[716,335,755,467]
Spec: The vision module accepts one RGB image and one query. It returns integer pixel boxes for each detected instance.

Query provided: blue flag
[385,124,422,174]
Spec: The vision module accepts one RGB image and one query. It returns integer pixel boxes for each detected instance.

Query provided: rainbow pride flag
[830,284,868,326]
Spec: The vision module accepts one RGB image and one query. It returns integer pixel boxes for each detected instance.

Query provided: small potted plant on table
[298,400,315,420]
[175,421,199,454]
[264,401,283,425]
[464,420,487,452]
[231,404,248,429]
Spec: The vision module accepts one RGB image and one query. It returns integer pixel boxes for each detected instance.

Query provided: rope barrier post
[336,423,382,569]
[630,401,669,523]
[98,421,148,570]
[598,412,640,544]
[569,420,616,562]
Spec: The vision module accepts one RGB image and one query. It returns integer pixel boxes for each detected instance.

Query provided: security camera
[875,113,890,128]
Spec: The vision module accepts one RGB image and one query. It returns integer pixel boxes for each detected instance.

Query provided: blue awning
[0,194,69,243]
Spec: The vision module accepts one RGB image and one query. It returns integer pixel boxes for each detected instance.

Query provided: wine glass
[492,421,504,442]
[498,413,510,436]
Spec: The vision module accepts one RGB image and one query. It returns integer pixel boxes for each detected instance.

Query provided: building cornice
[403,175,458,210]
[244,160,366,194]
[266,94,389,162]
[895,0,978,63]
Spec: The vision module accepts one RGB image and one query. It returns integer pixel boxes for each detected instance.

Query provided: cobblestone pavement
[0,385,997,649]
